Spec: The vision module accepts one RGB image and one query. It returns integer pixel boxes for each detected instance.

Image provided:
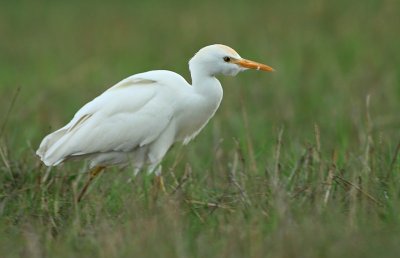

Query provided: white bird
[37,44,273,200]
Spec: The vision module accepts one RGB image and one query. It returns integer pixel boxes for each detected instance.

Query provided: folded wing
[37,74,176,166]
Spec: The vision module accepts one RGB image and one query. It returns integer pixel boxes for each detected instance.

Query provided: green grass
[1,0,400,257]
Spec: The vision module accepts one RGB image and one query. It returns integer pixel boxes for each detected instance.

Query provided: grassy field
[1,0,400,257]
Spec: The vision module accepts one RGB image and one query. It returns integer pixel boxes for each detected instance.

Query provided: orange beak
[233,58,274,72]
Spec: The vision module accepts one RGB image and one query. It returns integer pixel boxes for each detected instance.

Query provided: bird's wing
[38,71,187,166]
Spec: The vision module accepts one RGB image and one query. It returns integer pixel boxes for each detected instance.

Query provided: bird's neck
[190,65,223,103]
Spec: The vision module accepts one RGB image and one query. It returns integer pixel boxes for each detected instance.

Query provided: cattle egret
[37,44,274,201]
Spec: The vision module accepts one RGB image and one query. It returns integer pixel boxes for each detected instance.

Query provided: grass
[1,0,400,257]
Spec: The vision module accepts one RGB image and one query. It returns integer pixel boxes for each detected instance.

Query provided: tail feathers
[37,113,95,166]
[37,127,70,166]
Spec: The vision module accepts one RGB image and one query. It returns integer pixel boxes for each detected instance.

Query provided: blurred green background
[1,0,400,257]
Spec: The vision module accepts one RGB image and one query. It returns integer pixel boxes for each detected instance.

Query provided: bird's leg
[150,165,166,197]
[77,166,105,202]
[155,175,166,193]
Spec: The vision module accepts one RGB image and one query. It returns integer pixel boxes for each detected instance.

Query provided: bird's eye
[223,56,231,62]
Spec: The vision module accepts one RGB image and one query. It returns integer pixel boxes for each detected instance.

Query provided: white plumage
[37,44,273,175]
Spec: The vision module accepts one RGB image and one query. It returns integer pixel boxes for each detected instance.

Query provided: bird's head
[189,44,274,77]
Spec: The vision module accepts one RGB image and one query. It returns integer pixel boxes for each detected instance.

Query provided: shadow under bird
[36,44,274,201]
